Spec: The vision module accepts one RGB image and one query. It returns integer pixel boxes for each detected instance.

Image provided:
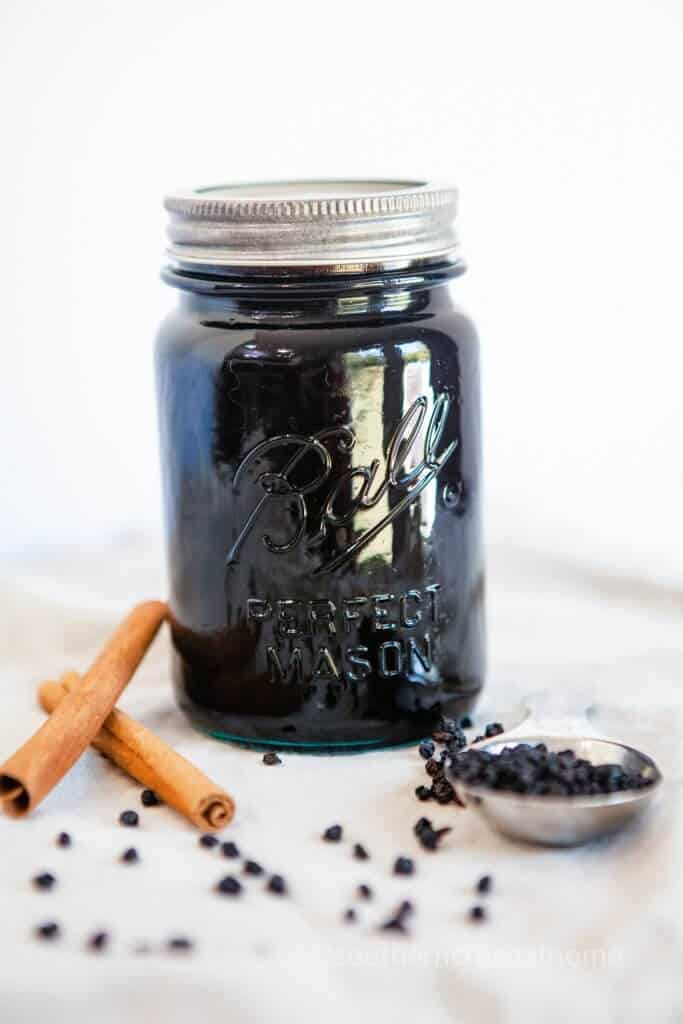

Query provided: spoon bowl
[450,734,662,847]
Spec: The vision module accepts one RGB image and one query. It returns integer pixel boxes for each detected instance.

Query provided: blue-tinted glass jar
[156,180,485,749]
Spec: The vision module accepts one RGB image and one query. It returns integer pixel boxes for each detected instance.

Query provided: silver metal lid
[164,179,460,275]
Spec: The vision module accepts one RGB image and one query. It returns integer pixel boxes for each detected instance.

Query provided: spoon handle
[498,687,603,741]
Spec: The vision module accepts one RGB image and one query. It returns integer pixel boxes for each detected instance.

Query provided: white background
[1,0,682,579]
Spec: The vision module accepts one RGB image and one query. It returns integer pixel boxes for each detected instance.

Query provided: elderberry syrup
[156,180,485,748]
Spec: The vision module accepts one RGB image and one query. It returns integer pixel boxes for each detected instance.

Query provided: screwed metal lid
[164,179,460,274]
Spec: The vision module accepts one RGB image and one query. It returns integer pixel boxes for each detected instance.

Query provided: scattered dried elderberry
[33,872,56,891]
[380,900,414,934]
[469,905,486,922]
[199,834,219,849]
[380,917,405,933]
[120,847,139,864]
[243,860,264,876]
[262,751,282,765]
[168,936,193,952]
[88,931,110,952]
[393,856,415,876]
[343,908,357,923]
[419,746,464,808]
[447,742,654,797]
[431,717,467,749]
[119,810,139,827]
[476,874,492,895]
[221,841,240,858]
[353,843,369,860]
[56,832,72,848]
[267,874,287,895]
[216,875,242,895]
[445,729,467,753]
[431,730,453,744]
[414,817,451,851]
[357,884,372,900]
[323,824,343,842]
[35,921,60,940]
[419,739,435,760]
[433,780,457,805]
[484,722,504,738]
[141,789,161,807]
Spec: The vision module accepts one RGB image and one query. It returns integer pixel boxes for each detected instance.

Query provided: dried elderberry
[199,833,219,849]
[447,742,654,796]
[32,872,56,891]
[414,817,451,851]
[88,931,110,952]
[380,900,414,934]
[393,856,415,876]
[216,875,242,895]
[243,860,264,876]
[435,784,457,805]
[484,722,504,738]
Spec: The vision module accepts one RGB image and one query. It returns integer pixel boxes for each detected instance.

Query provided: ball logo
[226,394,457,575]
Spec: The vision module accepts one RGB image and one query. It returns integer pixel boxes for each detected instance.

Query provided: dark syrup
[156,268,485,748]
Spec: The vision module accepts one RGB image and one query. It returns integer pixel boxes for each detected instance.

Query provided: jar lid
[164,179,460,274]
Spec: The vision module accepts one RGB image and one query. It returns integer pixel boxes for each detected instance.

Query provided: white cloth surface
[1,533,682,1024]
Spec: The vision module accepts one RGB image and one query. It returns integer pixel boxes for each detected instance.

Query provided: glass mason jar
[156,180,485,749]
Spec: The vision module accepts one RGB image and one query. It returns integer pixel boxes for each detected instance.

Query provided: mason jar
[156,180,485,749]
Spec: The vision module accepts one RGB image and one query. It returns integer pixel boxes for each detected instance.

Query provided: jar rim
[164,179,461,275]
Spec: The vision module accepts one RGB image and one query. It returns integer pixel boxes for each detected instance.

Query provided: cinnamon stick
[0,601,166,817]
[38,673,234,831]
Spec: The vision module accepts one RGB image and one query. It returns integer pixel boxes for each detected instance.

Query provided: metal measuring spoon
[450,693,663,847]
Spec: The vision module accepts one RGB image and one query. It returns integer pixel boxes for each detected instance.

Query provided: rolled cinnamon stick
[38,674,234,831]
[0,601,166,817]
